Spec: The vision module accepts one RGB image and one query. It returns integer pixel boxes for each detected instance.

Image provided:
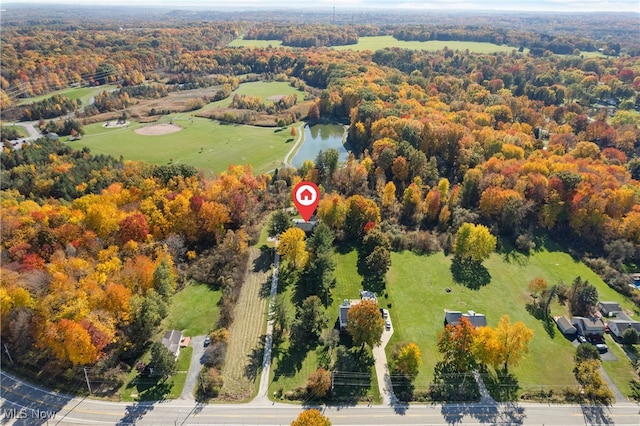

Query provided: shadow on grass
[482,370,520,402]
[254,246,274,273]
[525,303,556,338]
[125,375,173,401]
[245,335,266,382]
[272,341,311,380]
[450,258,491,289]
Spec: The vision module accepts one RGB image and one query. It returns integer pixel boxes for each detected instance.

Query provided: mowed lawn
[373,243,639,395]
[163,282,221,337]
[68,117,295,174]
[333,36,521,54]
[68,81,305,174]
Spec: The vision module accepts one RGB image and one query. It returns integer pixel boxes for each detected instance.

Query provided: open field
[67,117,296,174]
[220,246,270,400]
[16,84,117,106]
[381,242,638,397]
[601,335,638,399]
[333,36,522,53]
[67,81,305,174]
[163,282,222,337]
[1,124,27,138]
[228,38,283,48]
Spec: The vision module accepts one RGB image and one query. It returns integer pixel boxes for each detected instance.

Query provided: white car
[385,319,391,331]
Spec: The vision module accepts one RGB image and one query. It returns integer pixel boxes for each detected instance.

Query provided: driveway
[180,335,207,399]
[372,314,396,405]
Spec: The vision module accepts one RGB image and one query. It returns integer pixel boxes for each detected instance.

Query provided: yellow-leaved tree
[474,315,533,373]
[277,227,308,270]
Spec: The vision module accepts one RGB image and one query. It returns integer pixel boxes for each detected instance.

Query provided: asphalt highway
[1,372,638,425]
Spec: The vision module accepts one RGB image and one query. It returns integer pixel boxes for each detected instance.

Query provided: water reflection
[292,124,348,167]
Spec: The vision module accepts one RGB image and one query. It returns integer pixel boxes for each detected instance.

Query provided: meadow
[229,36,520,54]
[162,281,222,337]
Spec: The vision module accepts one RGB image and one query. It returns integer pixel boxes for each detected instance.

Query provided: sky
[4,0,640,13]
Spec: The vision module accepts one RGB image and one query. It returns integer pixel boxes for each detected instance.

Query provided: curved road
[1,371,638,425]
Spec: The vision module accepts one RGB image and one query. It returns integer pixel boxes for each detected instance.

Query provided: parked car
[577,335,587,344]
[204,336,211,347]
[382,309,389,319]
[596,343,608,353]
[385,319,391,331]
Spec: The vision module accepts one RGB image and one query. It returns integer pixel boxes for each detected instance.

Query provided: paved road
[6,121,41,149]
[2,371,639,425]
[180,335,207,400]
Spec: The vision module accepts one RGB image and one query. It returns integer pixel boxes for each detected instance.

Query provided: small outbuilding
[598,301,622,317]
[556,316,577,336]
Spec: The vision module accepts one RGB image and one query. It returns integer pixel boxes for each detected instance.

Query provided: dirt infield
[267,94,286,101]
[134,123,182,136]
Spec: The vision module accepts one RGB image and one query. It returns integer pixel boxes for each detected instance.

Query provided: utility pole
[84,367,92,394]
[3,343,14,364]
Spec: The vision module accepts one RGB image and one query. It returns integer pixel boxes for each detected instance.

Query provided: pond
[291,123,349,168]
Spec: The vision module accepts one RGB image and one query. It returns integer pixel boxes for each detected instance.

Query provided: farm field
[378,241,638,397]
[333,36,521,53]
[219,246,270,400]
[162,282,222,337]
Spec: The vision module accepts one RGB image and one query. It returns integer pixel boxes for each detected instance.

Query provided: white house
[338,290,378,329]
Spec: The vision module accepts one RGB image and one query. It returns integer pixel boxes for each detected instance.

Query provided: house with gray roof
[161,330,183,359]
[555,316,577,336]
[444,309,487,328]
[598,301,622,317]
[572,317,605,339]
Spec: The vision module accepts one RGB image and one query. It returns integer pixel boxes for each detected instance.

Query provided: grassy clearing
[163,282,222,337]
[220,246,270,400]
[67,81,305,174]
[333,36,521,54]
[120,346,193,402]
[228,38,283,48]
[1,125,27,138]
[17,85,117,106]
[67,117,295,174]
[381,240,637,396]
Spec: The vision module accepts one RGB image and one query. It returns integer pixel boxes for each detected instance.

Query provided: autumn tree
[291,409,331,426]
[278,227,308,270]
[392,342,423,379]
[306,367,331,398]
[453,223,497,263]
[346,299,384,353]
[437,317,477,373]
[574,359,614,404]
[474,315,534,373]
[528,277,548,298]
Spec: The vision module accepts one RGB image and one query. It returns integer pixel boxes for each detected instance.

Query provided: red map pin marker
[292,181,320,222]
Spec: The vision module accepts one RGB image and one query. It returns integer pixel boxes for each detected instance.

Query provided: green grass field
[333,36,522,54]
[228,36,521,54]
[228,38,283,48]
[17,84,117,106]
[163,282,222,336]
[67,81,304,174]
[67,117,295,174]
[350,240,638,397]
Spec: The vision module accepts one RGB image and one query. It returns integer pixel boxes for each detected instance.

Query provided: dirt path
[219,246,270,400]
